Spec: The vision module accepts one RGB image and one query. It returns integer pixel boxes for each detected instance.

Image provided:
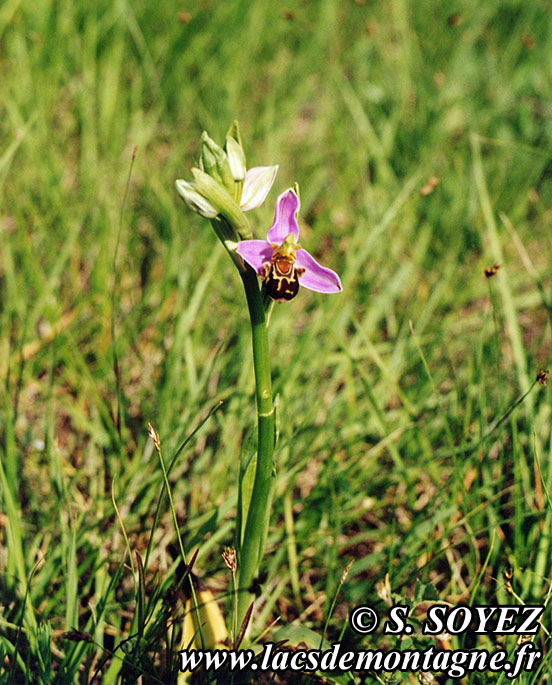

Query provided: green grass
[1,0,552,682]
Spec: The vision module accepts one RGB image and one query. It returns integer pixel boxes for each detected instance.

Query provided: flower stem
[237,267,275,627]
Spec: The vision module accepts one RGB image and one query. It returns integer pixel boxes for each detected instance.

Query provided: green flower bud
[199,132,234,192]
[226,120,243,147]
[175,179,218,219]
[191,168,252,240]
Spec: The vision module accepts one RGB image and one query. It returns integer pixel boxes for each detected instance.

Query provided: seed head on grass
[419,175,440,196]
[484,263,501,278]
[147,422,161,453]
[502,565,514,595]
[375,573,393,606]
[339,560,353,586]
[517,634,535,646]
[222,547,237,573]
[537,369,549,386]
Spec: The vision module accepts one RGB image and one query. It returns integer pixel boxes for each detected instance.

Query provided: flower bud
[199,132,234,192]
[191,168,252,239]
[226,120,243,147]
[175,179,218,219]
[225,136,246,181]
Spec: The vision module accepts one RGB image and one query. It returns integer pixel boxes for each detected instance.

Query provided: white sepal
[226,136,246,181]
[240,165,278,211]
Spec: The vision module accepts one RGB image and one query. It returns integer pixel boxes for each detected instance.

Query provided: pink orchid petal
[240,166,278,211]
[295,249,342,293]
[236,240,273,273]
[266,189,300,243]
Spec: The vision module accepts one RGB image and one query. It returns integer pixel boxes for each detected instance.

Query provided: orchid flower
[236,188,342,301]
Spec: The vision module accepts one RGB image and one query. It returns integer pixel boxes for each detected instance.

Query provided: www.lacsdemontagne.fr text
[179,641,541,680]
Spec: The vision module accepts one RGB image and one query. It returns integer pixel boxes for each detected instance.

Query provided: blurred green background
[1,0,552,682]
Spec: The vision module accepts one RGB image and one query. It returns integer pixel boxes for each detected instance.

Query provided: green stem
[237,267,275,626]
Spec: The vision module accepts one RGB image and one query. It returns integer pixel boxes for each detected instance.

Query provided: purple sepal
[236,240,273,273]
[266,189,300,243]
[295,249,342,293]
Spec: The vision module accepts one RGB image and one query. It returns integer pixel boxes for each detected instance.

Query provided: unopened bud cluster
[175,122,278,262]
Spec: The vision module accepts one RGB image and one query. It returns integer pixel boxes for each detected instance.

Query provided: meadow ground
[1,0,552,682]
